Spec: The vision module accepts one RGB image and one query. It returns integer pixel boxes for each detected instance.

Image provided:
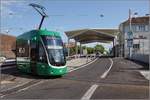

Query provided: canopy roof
[65,29,119,44]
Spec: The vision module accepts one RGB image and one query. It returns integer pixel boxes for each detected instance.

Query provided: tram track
[1,58,98,98]
[1,75,64,98]
[0,58,113,99]
[0,79,43,98]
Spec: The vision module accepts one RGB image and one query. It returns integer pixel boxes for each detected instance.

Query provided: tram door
[30,42,37,75]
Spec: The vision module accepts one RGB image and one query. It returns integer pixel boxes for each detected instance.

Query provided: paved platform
[67,57,94,71]
[117,57,149,81]
[140,71,150,80]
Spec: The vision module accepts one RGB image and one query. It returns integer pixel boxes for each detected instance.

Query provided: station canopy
[65,29,119,44]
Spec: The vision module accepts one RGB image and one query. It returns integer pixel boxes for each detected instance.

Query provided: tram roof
[17,29,61,39]
[65,28,119,44]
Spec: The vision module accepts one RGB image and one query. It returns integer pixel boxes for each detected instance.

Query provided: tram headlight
[59,70,62,72]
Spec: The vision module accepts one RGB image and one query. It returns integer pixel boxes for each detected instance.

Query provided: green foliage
[70,47,76,55]
[69,45,80,55]
[94,44,105,54]
[69,44,106,55]
[82,46,86,49]
[86,47,94,54]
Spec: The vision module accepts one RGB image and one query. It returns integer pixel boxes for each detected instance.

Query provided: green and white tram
[16,29,67,76]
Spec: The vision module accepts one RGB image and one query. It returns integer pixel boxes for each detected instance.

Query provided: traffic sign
[127,31,133,39]
[127,39,133,47]
[127,31,133,47]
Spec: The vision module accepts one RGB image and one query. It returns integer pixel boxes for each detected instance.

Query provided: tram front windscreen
[41,36,66,66]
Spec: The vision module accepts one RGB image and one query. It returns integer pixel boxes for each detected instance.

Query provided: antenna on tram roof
[29,3,48,30]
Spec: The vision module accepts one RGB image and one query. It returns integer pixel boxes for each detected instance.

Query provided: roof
[65,29,119,44]
[38,29,60,36]
[122,16,149,25]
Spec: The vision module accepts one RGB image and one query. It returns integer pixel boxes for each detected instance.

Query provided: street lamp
[129,10,138,31]
[96,14,104,45]
[128,9,138,58]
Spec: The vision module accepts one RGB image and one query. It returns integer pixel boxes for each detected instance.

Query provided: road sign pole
[129,9,132,59]
[68,38,70,57]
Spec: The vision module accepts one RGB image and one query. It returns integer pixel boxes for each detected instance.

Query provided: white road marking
[81,84,98,100]
[18,80,46,91]
[100,58,113,79]
[68,58,97,72]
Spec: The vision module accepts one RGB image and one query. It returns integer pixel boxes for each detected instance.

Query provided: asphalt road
[1,58,149,99]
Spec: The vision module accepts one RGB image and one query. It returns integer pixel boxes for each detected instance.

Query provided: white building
[119,16,150,63]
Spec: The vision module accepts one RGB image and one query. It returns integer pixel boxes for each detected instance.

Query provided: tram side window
[16,40,29,57]
[39,43,47,63]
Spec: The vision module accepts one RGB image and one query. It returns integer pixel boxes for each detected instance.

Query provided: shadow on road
[125,58,149,70]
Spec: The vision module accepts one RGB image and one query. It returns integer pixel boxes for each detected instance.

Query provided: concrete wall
[0,33,16,58]
[131,54,149,64]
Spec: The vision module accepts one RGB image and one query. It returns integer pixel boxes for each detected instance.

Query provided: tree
[70,47,75,55]
[94,44,105,54]
[86,47,94,54]
[69,45,84,55]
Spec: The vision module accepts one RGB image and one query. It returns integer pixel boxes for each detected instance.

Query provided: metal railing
[0,59,16,67]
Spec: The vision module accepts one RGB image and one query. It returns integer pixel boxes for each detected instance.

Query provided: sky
[1,0,150,50]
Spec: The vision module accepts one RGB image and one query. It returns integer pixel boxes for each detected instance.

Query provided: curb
[1,74,16,82]
[139,71,150,80]
[68,58,98,72]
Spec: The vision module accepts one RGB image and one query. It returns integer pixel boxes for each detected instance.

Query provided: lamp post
[128,9,138,58]
[95,14,104,54]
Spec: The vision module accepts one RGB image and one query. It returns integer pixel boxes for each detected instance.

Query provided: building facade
[119,16,150,63]
[0,33,16,58]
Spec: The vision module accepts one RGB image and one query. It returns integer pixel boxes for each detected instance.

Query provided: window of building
[132,25,137,32]
[137,25,146,32]
[145,25,149,31]
[133,44,140,49]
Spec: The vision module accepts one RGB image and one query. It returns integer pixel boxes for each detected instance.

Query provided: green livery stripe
[17,61,67,76]
[36,62,67,76]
